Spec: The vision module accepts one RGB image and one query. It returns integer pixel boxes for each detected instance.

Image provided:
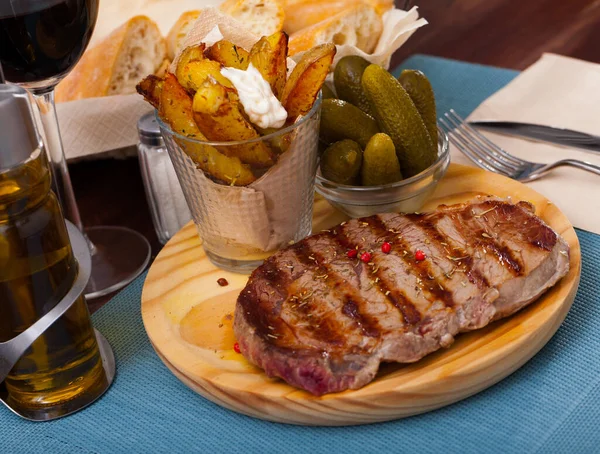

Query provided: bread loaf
[166,10,202,60]
[288,4,382,56]
[219,0,285,37]
[56,16,167,102]
[284,0,392,34]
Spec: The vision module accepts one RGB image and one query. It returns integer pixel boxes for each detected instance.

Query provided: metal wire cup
[158,98,322,274]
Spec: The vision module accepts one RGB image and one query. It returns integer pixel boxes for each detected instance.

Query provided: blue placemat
[3,55,600,454]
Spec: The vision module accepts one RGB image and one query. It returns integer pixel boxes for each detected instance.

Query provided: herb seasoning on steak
[233,198,570,395]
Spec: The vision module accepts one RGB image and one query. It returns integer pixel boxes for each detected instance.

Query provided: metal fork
[439,109,600,182]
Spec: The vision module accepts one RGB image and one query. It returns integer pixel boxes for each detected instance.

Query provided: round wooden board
[141,164,581,426]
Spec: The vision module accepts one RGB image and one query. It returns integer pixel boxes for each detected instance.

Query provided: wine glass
[0,0,150,299]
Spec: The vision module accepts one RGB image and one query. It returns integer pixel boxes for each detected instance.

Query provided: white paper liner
[56,5,426,161]
[164,112,320,255]
[293,6,428,70]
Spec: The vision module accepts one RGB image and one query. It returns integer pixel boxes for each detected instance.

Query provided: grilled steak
[234,198,570,395]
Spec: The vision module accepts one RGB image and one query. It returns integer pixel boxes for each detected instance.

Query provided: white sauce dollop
[220,63,288,129]
[202,25,224,47]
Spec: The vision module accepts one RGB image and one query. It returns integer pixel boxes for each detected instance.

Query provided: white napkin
[453,53,600,235]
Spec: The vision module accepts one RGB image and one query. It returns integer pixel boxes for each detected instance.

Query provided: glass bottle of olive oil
[0,87,107,416]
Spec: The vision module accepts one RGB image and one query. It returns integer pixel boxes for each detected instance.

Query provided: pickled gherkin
[320,140,363,185]
[399,69,438,145]
[334,56,373,115]
[362,64,436,177]
[361,133,402,186]
[320,98,379,148]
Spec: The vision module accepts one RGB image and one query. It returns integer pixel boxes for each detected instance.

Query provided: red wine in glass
[0,0,98,87]
[0,0,151,299]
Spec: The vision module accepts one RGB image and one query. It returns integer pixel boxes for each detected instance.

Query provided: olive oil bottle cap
[0,84,42,171]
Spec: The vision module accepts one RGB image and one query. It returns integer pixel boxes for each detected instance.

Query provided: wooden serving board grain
[141,164,581,426]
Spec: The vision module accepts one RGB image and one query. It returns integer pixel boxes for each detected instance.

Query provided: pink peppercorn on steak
[233,197,570,395]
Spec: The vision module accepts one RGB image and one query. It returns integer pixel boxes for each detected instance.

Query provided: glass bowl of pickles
[315,58,450,218]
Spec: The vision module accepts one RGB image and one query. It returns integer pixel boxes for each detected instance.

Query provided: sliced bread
[166,10,202,60]
[284,0,392,34]
[288,4,382,56]
[219,0,285,37]
[56,16,167,102]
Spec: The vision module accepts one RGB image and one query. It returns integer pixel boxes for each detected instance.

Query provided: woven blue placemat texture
[2,55,599,454]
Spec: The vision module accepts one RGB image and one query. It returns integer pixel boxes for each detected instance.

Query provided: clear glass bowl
[157,98,322,274]
[315,131,450,218]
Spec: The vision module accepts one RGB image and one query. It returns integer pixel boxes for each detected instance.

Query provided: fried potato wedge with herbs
[175,44,205,82]
[136,75,163,109]
[192,81,276,168]
[249,32,288,98]
[177,59,234,94]
[281,43,336,119]
[159,73,256,186]
[205,40,250,70]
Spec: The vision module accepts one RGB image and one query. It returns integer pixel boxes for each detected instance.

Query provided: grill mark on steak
[368,215,449,315]
[384,215,458,308]
[409,214,490,290]
[377,281,422,325]
[290,291,347,347]
[287,244,350,346]
[428,215,514,288]
[380,213,498,330]
[237,260,290,340]
[322,227,365,277]
[342,217,423,326]
[514,201,557,251]
[256,259,290,294]
[299,237,383,339]
[290,239,382,343]
[371,215,461,310]
[342,298,380,338]
[451,208,525,276]
[528,228,557,251]
[477,201,558,252]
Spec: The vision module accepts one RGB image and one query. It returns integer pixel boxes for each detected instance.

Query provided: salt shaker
[137,112,191,244]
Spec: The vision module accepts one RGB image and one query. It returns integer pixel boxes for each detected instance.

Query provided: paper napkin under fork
[451,53,600,234]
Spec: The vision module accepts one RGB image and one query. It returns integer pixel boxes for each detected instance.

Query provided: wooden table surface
[80,0,600,312]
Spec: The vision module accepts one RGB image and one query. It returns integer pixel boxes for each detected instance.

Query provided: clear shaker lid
[137,112,164,147]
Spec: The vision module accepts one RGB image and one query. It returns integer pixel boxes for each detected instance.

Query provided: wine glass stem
[33,90,84,232]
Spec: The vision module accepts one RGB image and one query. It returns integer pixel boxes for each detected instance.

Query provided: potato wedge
[281,43,336,119]
[136,75,163,109]
[192,81,276,168]
[205,40,250,70]
[177,59,234,94]
[175,44,205,86]
[249,32,288,98]
[159,73,255,186]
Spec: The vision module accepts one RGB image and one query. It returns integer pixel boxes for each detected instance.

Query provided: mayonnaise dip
[220,63,288,129]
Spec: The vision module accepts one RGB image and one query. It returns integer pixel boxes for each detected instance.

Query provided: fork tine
[443,113,517,175]
[448,110,526,167]
[446,111,523,171]
[439,118,508,175]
